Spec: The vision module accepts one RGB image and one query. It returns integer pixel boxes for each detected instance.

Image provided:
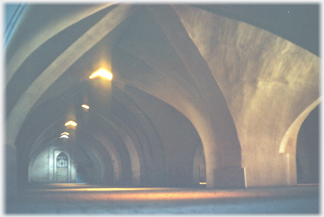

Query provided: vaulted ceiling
[5,4,319,188]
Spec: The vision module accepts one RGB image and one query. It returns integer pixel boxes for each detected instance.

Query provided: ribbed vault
[5,4,319,190]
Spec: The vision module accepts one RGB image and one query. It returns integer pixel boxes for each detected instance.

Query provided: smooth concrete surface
[6,4,319,192]
[172,5,319,187]
[6,184,319,214]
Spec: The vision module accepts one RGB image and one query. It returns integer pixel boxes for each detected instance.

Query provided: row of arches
[28,137,208,187]
[6,4,319,192]
[19,79,208,188]
[26,104,319,187]
[25,84,319,187]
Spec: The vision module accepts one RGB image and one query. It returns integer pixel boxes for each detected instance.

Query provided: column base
[214,167,245,189]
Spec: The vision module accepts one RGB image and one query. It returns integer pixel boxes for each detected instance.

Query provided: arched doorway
[55,152,69,182]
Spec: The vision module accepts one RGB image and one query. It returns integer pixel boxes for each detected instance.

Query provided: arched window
[56,152,68,168]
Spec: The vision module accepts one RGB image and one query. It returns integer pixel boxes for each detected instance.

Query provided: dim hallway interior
[5,3,319,214]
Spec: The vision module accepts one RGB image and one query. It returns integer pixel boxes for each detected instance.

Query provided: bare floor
[6,184,319,214]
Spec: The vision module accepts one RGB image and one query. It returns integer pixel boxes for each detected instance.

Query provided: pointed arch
[279,97,321,185]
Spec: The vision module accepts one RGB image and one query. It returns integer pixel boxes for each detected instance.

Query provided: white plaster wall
[29,145,76,183]
[30,149,49,182]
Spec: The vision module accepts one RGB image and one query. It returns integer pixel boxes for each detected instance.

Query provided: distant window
[56,152,68,168]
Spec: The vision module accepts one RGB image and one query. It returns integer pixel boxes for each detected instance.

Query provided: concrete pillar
[146,5,245,189]
[172,5,319,187]
[191,113,244,189]
[202,137,245,189]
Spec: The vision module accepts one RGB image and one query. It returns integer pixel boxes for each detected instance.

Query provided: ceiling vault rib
[6,3,116,84]
[7,5,138,146]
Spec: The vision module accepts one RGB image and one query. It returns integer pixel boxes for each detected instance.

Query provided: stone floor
[5,183,320,214]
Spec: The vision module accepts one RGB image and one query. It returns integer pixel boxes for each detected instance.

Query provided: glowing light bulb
[89,68,113,80]
[82,104,90,109]
[65,121,77,127]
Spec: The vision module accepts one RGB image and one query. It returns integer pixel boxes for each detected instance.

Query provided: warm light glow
[89,68,113,80]
[60,135,69,139]
[82,104,90,109]
[61,132,70,136]
[65,121,77,127]
[33,187,170,192]
[31,187,272,201]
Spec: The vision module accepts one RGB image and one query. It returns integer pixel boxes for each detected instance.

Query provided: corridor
[6,184,319,214]
[5,4,320,213]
